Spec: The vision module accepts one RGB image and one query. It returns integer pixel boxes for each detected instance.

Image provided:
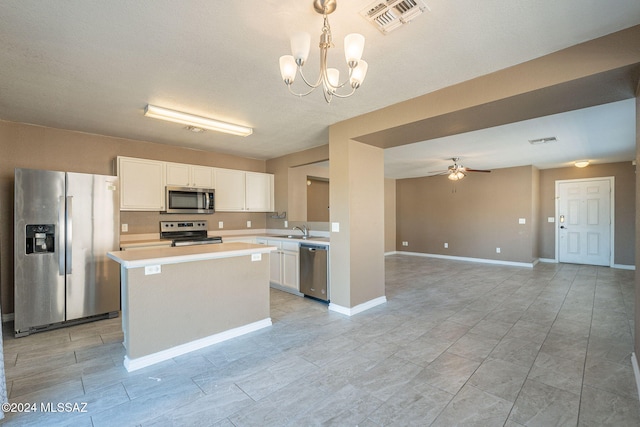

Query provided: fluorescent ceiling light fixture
[144,105,253,137]
[574,160,590,168]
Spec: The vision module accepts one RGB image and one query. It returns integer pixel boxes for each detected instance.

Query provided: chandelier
[279,0,369,103]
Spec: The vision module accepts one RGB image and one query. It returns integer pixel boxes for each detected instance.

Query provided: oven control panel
[160,221,208,233]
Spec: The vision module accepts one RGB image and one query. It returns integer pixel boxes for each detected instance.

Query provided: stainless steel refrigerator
[14,168,120,337]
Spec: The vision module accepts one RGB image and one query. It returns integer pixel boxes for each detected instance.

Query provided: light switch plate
[444,242,448,248]
[218,221,224,229]
[331,222,340,232]
[251,253,262,261]
[121,223,128,233]
[496,248,501,253]
[548,217,555,223]
[247,220,252,228]
[518,218,526,224]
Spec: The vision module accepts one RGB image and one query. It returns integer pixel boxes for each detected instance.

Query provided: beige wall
[394,162,635,265]
[0,120,268,314]
[396,166,537,263]
[385,178,396,253]
[265,145,329,231]
[287,163,330,222]
[538,162,635,265]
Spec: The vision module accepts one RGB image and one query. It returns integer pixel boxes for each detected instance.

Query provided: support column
[328,135,386,315]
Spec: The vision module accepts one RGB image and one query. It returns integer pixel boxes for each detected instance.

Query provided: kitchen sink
[273,235,317,240]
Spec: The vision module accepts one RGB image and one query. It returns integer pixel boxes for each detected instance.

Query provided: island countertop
[108,242,277,268]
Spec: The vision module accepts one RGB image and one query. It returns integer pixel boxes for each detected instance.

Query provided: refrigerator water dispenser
[25,224,55,254]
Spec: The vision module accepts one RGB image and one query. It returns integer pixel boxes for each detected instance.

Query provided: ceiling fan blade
[463,168,491,173]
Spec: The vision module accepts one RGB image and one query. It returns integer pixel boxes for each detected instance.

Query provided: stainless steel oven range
[160,220,222,246]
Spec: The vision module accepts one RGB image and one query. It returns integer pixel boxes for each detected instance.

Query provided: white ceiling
[0,1,639,176]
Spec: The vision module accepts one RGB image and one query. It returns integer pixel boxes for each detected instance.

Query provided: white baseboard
[613,264,636,270]
[329,296,387,316]
[384,251,399,256]
[123,318,272,372]
[538,258,557,263]
[632,352,640,403]
[396,251,537,268]
[2,313,14,323]
[269,283,304,297]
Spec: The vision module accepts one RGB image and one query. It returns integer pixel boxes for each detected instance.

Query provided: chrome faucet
[293,224,308,237]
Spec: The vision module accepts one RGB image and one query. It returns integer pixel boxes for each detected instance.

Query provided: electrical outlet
[247,220,252,228]
[402,241,408,246]
[519,218,526,224]
[284,220,288,228]
[144,265,161,275]
[444,242,448,248]
[496,247,501,253]
[121,223,128,233]
[218,221,223,229]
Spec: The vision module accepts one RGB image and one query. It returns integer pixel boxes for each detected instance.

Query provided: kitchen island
[107,242,276,372]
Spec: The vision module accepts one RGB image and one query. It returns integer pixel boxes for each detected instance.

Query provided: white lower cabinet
[257,238,299,294]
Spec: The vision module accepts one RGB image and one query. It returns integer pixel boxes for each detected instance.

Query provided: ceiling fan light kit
[279,0,369,103]
[431,157,491,181]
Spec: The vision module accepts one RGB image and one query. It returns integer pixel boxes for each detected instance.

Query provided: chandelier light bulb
[279,55,297,84]
[350,60,368,88]
[290,32,311,65]
[327,68,340,88]
[344,33,365,67]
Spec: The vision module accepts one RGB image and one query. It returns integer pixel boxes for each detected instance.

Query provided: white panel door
[557,179,611,266]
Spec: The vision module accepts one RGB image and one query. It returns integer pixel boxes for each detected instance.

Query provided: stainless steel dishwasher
[299,244,329,302]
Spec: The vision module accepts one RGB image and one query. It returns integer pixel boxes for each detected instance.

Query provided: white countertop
[108,242,277,268]
[119,230,330,249]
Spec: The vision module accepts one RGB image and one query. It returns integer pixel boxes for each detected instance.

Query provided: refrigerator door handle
[58,196,65,275]
[66,196,73,274]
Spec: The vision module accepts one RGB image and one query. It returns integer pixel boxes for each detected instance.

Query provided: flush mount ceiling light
[279,0,369,103]
[574,160,590,168]
[144,105,253,137]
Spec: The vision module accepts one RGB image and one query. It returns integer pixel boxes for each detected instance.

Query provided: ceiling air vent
[360,0,430,34]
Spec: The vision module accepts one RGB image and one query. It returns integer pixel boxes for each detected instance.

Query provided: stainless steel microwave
[165,186,215,214]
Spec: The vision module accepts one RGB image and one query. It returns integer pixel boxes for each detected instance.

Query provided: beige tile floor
[1,255,639,426]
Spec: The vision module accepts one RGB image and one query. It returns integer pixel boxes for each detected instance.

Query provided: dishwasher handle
[301,244,328,252]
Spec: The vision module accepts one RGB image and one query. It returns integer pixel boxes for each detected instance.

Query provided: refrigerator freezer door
[14,168,66,333]
[65,173,120,320]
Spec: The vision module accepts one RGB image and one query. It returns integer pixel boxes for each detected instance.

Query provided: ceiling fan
[430,157,491,181]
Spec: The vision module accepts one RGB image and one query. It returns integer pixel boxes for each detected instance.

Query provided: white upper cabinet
[116,157,272,213]
[245,172,274,212]
[214,168,246,211]
[117,156,166,211]
[214,168,274,212]
[166,162,214,188]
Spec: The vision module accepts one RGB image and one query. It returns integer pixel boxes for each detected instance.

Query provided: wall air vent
[528,136,557,145]
[360,0,430,34]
